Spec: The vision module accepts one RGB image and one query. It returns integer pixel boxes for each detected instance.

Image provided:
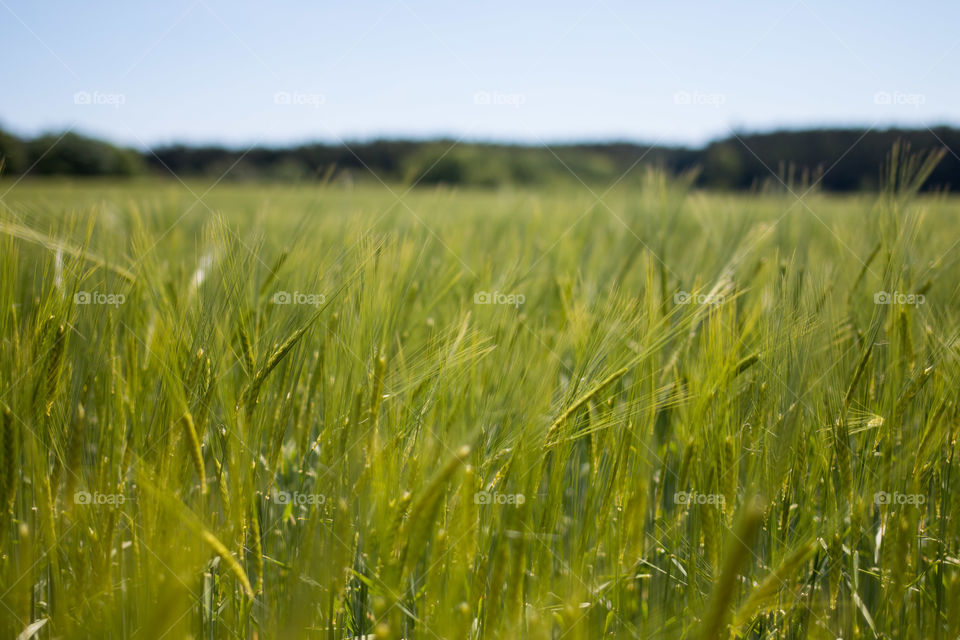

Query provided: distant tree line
[1,125,958,191]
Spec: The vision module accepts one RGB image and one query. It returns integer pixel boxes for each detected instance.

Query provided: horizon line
[4,120,960,153]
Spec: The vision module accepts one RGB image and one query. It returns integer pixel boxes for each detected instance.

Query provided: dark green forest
[2,125,959,191]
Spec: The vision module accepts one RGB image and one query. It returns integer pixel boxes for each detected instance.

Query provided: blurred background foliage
[3,125,960,191]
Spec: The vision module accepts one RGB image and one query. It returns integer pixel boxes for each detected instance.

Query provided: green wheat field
[1,149,959,639]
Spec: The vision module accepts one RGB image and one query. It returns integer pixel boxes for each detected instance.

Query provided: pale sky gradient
[1,0,958,149]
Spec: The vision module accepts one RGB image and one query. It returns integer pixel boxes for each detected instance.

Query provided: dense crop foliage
[1,150,958,638]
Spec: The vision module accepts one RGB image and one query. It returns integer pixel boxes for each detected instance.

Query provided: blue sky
[1,0,958,148]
